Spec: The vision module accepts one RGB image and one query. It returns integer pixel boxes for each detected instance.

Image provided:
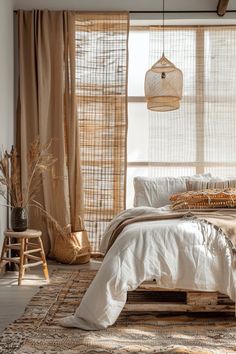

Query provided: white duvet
[59,206,235,330]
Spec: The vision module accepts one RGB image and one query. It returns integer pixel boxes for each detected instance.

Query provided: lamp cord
[162,0,165,56]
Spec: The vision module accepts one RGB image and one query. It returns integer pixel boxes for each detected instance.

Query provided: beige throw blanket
[106,209,236,259]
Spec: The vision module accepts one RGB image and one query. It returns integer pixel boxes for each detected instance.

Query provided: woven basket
[53,230,91,264]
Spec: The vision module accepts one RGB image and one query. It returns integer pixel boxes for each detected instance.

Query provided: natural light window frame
[127,25,236,175]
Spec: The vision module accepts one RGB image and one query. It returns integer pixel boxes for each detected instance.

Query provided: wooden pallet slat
[187,292,218,306]
[126,281,235,313]
[124,303,234,312]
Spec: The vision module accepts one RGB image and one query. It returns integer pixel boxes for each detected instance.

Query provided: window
[127,26,236,208]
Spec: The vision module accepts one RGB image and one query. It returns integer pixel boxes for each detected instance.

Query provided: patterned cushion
[170,188,236,210]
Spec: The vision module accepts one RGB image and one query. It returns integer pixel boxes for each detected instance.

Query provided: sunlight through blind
[75,12,129,252]
[148,26,236,178]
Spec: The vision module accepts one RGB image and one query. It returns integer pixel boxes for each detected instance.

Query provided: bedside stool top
[4,229,42,238]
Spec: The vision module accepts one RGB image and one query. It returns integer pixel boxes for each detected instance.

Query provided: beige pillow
[170,188,236,210]
[186,178,236,191]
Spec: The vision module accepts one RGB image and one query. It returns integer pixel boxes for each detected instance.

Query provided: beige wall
[0,0,14,250]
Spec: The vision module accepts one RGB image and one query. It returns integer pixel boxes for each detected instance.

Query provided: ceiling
[13,0,236,24]
[13,0,235,12]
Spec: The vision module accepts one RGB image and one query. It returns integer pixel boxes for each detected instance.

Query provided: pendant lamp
[145,0,183,112]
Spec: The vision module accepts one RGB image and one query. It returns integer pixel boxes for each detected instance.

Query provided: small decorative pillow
[133,173,212,208]
[186,178,236,191]
[170,188,236,210]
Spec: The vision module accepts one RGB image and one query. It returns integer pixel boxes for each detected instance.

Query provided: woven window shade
[148,26,236,178]
[75,12,129,252]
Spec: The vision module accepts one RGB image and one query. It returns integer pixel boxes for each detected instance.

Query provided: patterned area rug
[0,269,236,354]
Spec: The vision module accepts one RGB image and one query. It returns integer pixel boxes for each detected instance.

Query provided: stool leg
[0,237,8,270]
[18,238,25,286]
[22,238,28,277]
[38,237,49,280]
[0,236,8,263]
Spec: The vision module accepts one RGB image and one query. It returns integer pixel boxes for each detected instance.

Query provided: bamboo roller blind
[148,26,236,178]
[75,12,129,252]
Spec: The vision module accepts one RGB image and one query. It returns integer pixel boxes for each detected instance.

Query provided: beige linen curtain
[75,12,129,252]
[17,10,84,255]
[17,10,129,254]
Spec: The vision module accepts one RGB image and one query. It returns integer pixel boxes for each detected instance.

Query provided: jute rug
[0,269,236,354]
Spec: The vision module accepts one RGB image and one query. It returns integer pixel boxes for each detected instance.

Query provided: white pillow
[133,174,212,208]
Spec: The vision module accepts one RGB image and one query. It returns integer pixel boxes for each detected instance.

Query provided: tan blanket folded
[106,210,236,258]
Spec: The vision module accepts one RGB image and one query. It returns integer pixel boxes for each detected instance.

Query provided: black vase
[11,207,27,232]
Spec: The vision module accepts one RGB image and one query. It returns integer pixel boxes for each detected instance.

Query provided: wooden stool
[0,229,49,285]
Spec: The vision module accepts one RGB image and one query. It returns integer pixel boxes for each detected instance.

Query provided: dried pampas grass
[0,138,70,238]
[0,138,56,208]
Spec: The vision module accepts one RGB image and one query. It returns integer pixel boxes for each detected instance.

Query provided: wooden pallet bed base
[125,281,235,313]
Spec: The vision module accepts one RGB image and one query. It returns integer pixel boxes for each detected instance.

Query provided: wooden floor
[0,259,101,332]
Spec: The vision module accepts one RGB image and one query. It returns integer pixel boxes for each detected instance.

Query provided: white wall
[0,0,14,250]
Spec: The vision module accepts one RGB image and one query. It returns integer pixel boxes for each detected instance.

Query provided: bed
[59,174,236,330]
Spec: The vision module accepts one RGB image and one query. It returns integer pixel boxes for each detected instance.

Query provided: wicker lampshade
[145,54,183,112]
